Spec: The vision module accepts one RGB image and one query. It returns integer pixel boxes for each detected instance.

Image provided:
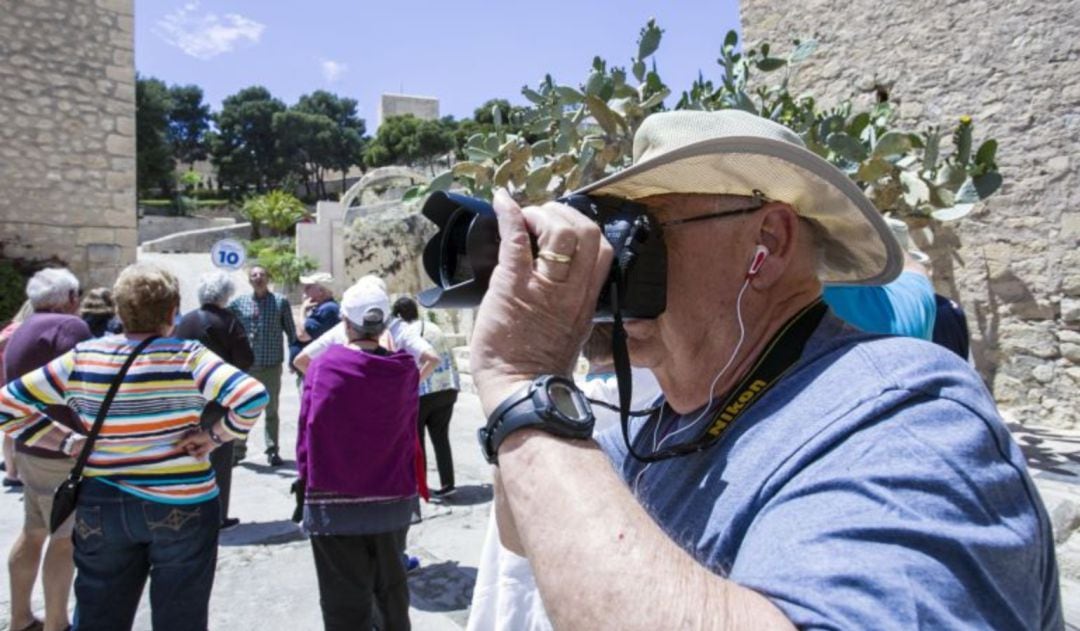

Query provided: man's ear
[750,203,799,289]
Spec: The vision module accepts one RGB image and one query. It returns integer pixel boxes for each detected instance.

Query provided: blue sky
[135,0,743,124]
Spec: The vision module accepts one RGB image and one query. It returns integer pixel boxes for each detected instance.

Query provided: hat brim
[299,274,333,286]
[577,136,903,286]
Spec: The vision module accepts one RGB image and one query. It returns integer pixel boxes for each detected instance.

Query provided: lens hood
[418,191,501,308]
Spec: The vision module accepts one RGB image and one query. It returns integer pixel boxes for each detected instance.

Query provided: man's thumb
[492,189,533,275]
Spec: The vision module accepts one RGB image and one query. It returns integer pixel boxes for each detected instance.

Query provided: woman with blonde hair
[0,263,268,630]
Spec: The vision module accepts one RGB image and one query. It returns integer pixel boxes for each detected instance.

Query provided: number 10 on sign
[211,239,246,270]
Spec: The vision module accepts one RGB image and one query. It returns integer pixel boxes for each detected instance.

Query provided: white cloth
[465,367,661,631]
[297,318,435,364]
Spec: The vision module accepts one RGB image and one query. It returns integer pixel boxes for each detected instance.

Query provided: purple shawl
[297,345,419,498]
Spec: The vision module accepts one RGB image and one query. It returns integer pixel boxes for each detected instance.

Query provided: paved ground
[0,380,492,630]
[7,397,1080,629]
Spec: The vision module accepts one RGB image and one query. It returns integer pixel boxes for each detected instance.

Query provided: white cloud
[155,2,265,60]
[320,59,348,83]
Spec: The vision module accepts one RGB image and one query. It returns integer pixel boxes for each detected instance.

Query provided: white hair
[25,268,79,310]
[197,271,235,307]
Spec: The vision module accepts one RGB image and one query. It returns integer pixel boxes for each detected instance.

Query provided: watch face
[547,381,591,423]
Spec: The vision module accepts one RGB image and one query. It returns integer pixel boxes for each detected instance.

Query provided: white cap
[341,281,390,330]
[354,274,387,292]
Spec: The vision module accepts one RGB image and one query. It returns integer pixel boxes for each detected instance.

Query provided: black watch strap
[478,376,595,465]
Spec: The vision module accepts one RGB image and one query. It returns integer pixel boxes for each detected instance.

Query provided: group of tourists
[0,106,1065,631]
[0,260,460,630]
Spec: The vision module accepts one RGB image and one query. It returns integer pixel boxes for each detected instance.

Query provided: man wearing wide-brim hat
[292,271,341,362]
[468,110,1061,629]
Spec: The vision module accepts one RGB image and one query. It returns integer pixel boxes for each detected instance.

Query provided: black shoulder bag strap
[50,335,159,532]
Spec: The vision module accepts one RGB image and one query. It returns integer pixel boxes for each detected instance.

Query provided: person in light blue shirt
[824,217,937,340]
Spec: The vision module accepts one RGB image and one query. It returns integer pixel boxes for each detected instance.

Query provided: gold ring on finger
[537,249,573,264]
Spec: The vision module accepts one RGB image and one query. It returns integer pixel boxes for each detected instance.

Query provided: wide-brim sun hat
[576,110,903,286]
[299,272,334,287]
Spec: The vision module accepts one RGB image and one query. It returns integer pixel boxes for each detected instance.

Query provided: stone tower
[742,0,1080,428]
[0,0,136,289]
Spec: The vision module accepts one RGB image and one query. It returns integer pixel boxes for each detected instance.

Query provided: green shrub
[0,260,24,323]
[242,190,310,237]
[244,237,317,287]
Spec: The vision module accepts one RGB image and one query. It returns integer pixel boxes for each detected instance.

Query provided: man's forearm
[498,430,794,630]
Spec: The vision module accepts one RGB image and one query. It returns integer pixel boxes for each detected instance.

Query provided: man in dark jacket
[175,270,254,530]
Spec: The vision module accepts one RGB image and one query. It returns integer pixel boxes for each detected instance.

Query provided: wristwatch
[208,427,225,446]
[478,375,595,465]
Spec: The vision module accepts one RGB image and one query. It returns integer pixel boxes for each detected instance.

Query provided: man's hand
[301,296,315,314]
[177,429,216,459]
[470,189,614,416]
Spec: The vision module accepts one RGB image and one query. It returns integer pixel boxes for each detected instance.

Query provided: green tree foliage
[0,260,25,323]
[274,91,366,199]
[136,75,175,196]
[167,84,211,168]
[416,20,1001,227]
[241,190,310,237]
[445,99,532,159]
[210,86,287,195]
[364,114,455,174]
[244,238,317,288]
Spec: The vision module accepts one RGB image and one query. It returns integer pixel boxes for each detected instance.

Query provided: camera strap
[610,285,827,463]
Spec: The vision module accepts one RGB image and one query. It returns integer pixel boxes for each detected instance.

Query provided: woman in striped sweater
[0,263,268,631]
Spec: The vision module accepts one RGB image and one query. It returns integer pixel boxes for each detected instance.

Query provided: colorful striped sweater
[0,336,268,504]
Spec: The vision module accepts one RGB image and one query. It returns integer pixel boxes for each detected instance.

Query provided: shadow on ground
[238,460,299,478]
[434,483,492,507]
[409,560,478,613]
[1009,423,1080,478]
[220,519,306,546]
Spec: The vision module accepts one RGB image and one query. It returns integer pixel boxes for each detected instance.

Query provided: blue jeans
[71,479,220,631]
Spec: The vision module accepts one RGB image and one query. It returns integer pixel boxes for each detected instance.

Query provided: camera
[417,192,667,321]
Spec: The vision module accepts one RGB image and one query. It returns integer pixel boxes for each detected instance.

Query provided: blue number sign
[210,239,246,270]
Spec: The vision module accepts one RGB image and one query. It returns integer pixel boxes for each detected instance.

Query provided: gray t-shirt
[597,313,1062,630]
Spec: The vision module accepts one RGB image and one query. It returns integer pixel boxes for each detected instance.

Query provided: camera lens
[441,207,476,286]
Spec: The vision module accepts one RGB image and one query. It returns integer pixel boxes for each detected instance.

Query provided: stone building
[0,0,136,290]
[378,93,439,127]
[742,0,1080,428]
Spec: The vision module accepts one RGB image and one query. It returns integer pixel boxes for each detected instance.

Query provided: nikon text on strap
[609,293,827,463]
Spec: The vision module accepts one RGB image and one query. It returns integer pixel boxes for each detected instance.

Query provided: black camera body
[418,191,667,321]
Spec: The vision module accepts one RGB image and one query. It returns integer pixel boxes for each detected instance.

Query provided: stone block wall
[0,0,136,289]
[138,215,237,244]
[741,0,1080,428]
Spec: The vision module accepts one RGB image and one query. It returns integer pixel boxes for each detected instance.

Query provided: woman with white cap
[296,281,424,631]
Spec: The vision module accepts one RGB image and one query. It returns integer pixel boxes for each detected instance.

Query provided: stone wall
[378,93,439,127]
[140,222,253,254]
[741,0,1080,428]
[0,0,136,288]
[138,215,236,244]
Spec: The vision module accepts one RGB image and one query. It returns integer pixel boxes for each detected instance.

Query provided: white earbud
[747,244,770,277]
